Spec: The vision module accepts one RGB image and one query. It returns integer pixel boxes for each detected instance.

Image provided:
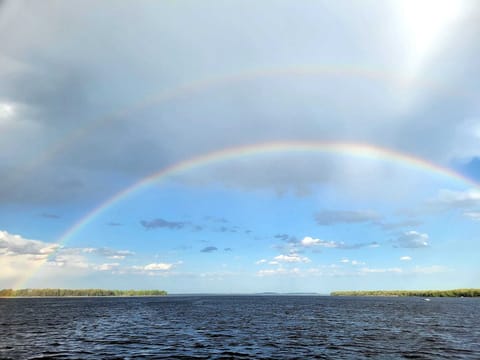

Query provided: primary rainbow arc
[14,140,478,289]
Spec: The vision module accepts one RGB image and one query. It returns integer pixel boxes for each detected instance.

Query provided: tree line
[330,289,480,297]
[0,288,167,297]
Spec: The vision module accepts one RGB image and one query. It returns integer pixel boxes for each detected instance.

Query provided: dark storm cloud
[200,246,218,253]
[1,1,480,207]
[140,218,188,230]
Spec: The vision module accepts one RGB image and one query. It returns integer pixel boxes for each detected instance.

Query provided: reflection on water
[1,296,479,359]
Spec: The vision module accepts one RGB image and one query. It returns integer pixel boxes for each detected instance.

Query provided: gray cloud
[140,218,188,230]
[204,216,229,223]
[200,246,218,253]
[107,222,122,226]
[40,213,61,219]
[274,235,379,254]
[376,219,423,231]
[315,210,380,226]
[393,231,429,248]
[192,225,204,232]
[315,209,423,232]
[217,225,238,233]
[463,211,480,221]
[202,216,251,235]
[337,241,380,250]
[274,233,298,243]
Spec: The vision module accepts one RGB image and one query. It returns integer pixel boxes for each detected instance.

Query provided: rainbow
[5,64,466,193]
[14,140,478,289]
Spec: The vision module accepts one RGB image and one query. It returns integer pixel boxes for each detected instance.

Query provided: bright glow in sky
[0,0,479,293]
[0,103,14,119]
[398,0,465,72]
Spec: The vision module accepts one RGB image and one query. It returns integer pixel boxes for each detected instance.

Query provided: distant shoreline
[0,292,326,298]
[0,295,167,299]
[2,288,479,298]
[0,289,167,297]
[331,289,480,297]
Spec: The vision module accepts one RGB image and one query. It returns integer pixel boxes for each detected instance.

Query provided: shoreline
[0,295,168,299]
[0,289,167,298]
[331,288,480,297]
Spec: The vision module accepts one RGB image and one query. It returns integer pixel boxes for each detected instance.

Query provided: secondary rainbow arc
[7,64,469,195]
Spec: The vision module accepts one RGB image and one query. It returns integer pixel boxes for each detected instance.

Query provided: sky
[1,0,480,294]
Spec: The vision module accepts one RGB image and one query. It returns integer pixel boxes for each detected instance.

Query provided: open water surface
[0,295,479,359]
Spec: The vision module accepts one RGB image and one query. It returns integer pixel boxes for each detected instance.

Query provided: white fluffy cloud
[94,263,120,271]
[360,267,403,274]
[300,236,338,248]
[255,262,449,278]
[400,256,412,261]
[0,230,59,257]
[412,265,449,274]
[143,263,173,271]
[273,254,311,263]
[257,267,301,277]
[82,247,134,260]
[0,229,171,285]
[0,230,89,283]
[299,236,378,250]
[431,189,480,210]
[339,258,365,265]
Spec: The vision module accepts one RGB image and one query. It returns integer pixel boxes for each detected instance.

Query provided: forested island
[0,289,167,297]
[331,289,480,297]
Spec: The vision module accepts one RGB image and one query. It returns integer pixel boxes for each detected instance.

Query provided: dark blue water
[1,295,479,359]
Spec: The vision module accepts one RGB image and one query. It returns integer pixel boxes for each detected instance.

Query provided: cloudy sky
[1,0,480,293]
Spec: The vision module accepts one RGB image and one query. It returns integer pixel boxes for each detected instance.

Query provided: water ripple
[0,296,479,359]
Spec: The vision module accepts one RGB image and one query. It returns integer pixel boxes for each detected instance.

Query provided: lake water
[1,295,479,359]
